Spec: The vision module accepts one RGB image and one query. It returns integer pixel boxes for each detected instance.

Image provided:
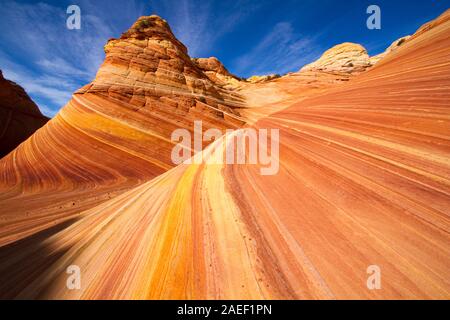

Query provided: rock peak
[118,15,188,54]
[300,42,371,74]
[191,57,242,87]
[192,57,232,76]
[0,69,48,158]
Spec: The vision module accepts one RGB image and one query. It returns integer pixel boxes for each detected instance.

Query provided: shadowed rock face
[89,16,243,107]
[246,74,281,83]
[0,15,353,246]
[0,70,49,158]
[0,10,449,299]
[192,57,237,78]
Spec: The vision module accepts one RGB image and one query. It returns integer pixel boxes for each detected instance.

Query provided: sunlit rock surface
[0,15,350,246]
[0,10,449,299]
[300,42,372,74]
[247,74,281,83]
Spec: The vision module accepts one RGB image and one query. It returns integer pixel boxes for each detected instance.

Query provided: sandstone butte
[0,70,49,158]
[0,10,449,299]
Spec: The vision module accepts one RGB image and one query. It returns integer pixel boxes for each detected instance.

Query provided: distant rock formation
[0,70,48,158]
[1,8,450,300]
[0,15,247,244]
[300,42,371,74]
[82,16,245,120]
[247,74,281,83]
[192,56,242,87]
[369,36,411,65]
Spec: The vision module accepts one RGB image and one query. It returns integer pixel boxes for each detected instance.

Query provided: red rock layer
[0,16,246,244]
[0,70,49,158]
[245,13,450,297]
[0,15,352,246]
[237,70,352,123]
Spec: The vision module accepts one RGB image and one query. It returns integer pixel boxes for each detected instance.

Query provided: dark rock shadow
[0,218,79,299]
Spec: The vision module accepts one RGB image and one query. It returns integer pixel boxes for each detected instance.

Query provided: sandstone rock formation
[84,15,245,124]
[246,74,281,83]
[369,36,411,65]
[0,15,246,244]
[0,70,48,158]
[410,8,450,40]
[192,56,241,87]
[300,42,372,74]
[0,10,449,300]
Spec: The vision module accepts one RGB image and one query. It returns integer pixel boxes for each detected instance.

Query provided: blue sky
[0,0,448,117]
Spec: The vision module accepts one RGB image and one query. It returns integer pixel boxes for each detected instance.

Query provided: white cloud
[0,0,145,117]
[36,58,92,78]
[0,0,322,116]
[150,0,261,57]
[233,22,321,76]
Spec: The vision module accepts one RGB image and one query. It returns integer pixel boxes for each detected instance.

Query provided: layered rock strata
[0,15,246,243]
[0,10,449,300]
[300,42,372,74]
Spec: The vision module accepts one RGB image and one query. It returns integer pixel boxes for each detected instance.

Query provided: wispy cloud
[0,52,75,109]
[0,0,315,115]
[232,22,321,77]
[149,0,262,57]
[0,0,145,116]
